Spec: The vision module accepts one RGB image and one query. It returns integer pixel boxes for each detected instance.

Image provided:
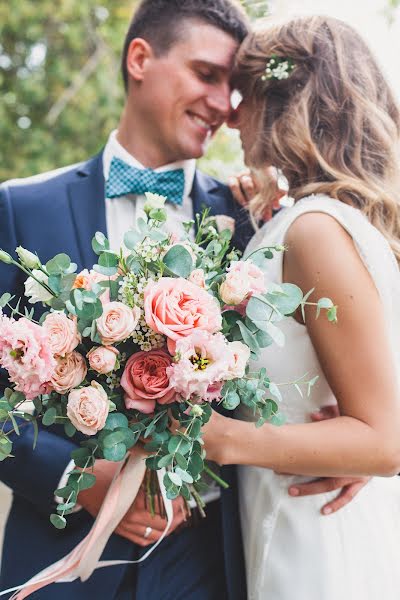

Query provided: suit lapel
[191,170,230,226]
[67,152,107,269]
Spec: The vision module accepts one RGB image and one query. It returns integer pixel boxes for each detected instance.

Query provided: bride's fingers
[228,171,256,207]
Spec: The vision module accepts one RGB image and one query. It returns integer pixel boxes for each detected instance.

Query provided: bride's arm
[204,212,400,477]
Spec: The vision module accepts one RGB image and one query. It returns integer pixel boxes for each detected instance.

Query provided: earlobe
[126,38,153,83]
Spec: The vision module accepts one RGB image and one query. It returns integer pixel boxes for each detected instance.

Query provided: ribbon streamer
[0,452,173,599]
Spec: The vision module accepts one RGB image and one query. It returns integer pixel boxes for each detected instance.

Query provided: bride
[203,15,400,600]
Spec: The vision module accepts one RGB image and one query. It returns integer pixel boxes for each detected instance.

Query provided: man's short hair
[121,0,249,90]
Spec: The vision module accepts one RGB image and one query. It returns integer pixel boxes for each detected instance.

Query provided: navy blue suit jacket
[0,152,254,599]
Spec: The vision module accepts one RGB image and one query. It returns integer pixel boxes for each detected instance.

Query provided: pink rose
[144,278,222,352]
[226,341,250,380]
[121,349,175,414]
[220,260,266,306]
[43,312,81,357]
[167,330,230,402]
[214,215,235,234]
[51,351,87,394]
[0,316,56,400]
[87,346,119,375]
[188,269,206,289]
[67,381,109,436]
[96,302,140,345]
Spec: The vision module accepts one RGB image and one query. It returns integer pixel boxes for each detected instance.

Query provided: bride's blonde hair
[233,15,400,262]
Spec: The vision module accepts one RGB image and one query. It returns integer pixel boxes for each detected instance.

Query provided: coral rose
[67,381,109,436]
[144,278,221,352]
[87,346,119,374]
[43,312,81,357]
[96,302,140,345]
[121,349,175,414]
[51,351,87,394]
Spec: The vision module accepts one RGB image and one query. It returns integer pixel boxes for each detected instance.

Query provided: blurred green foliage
[1,1,269,183]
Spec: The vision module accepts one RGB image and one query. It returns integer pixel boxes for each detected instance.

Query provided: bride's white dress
[238,195,400,600]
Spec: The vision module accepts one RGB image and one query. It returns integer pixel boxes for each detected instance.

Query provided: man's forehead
[170,22,240,68]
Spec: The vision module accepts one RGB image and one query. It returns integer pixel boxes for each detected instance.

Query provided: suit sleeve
[0,184,79,516]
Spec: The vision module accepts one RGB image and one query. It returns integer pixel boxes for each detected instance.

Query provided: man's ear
[126,38,154,83]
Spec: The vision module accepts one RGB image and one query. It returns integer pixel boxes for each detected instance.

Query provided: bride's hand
[228,167,286,221]
[201,410,230,465]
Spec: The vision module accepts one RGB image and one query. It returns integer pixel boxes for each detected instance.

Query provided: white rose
[219,272,250,305]
[24,270,53,304]
[144,192,167,211]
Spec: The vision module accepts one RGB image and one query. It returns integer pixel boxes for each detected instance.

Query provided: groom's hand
[287,405,370,515]
[77,456,187,547]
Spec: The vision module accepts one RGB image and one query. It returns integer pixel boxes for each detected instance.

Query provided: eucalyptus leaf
[163,245,193,278]
[103,442,126,462]
[50,514,67,529]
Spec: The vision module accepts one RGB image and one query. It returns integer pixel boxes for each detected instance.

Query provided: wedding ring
[144,526,153,539]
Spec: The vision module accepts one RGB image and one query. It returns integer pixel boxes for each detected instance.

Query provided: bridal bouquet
[0,193,336,530]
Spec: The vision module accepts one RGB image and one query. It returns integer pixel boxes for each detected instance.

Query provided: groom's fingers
[319,481,369,515]
[288,476,370,515]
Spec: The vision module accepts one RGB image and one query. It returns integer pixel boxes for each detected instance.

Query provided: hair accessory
[261,55,295,81]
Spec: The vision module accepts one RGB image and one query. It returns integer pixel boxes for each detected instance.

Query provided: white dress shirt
[57,131,219,509]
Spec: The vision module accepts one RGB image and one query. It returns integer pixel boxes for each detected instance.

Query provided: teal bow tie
[105,157,185,205]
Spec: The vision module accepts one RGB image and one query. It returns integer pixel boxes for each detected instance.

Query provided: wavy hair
[233,16,400,261]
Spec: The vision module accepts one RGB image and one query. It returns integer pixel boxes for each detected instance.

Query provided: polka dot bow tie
[105,156,185,206]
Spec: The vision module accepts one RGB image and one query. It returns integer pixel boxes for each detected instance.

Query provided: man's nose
[206,84,232,118]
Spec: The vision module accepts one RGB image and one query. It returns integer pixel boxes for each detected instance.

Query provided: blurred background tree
[0,1,270,182]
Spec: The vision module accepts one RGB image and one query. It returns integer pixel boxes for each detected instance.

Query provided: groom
[0,1,368,598]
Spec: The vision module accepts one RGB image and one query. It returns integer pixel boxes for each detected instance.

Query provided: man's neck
[117,108,179,169]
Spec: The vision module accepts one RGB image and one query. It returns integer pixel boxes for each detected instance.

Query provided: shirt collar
[103,130,196,200]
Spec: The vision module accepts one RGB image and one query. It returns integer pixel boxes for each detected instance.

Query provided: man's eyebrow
[189,59,232,73]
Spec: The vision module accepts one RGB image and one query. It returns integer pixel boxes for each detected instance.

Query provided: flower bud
[144,192,167,212]
[190,405,204,417]
[0,250,13,264]
[16,246,40,269]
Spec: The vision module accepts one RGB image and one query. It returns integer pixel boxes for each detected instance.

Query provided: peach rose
[87,346,119,374]
[67,381,109,436]
[188,268,206,289]
[144,278,222,350]
[214,215,235,234]
[42,312,81,357]
[51,351,87,394]
[73,269,117,304]
[96,302,140,345]
[121,350,175,414]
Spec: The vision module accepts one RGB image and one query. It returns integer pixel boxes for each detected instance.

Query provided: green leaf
[158,453,173,468]
[246,295,271,322]
[266,283,303,316]
[103,442,126,462]
[0,293,11,308]
[327,306,338,323]
[98,251,119,269]
[50,514,67,529]
[92,232,110,255]
[115,427,137,450]
[54,485,74,499]
[168,471,182,487]
[105,413,129,431]
[168,436,191,456]
[56,502,76,512]
[42,407,57,426]
[237,321,260,353]
[268,382,282,402]
[64,421,76,438]
[175,467,193,484]
[175,452,188,470]
[46,253,71,275]
[223,391,240,410]
[187,452,204,478]
[103,431,126,448]
[78,472,96,490]
[255,321,285,348]
[123,230,142,250]
[163,245,193,278]
[9,413,20,435]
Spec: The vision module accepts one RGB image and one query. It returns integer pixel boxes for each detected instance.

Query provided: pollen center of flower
[190,352,210,371]
[10,348,24,361]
